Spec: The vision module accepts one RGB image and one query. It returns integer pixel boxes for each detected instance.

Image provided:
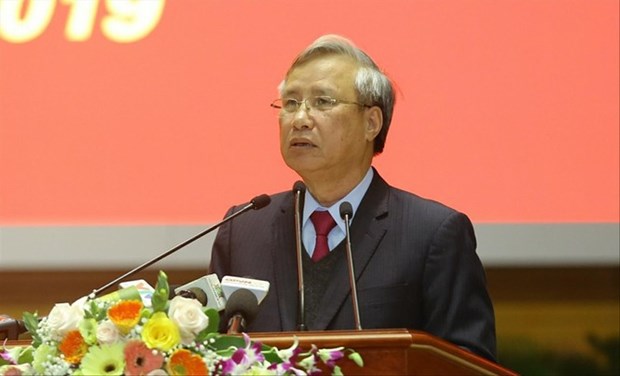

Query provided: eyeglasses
[270,96,370,113]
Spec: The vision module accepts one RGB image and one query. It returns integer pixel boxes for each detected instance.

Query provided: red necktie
[310,210,336,262]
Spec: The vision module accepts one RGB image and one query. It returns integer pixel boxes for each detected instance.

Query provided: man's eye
[314,97,334,108]
[283,99,300,109]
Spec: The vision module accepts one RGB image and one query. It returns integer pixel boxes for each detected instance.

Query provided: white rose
[96,320,121,344]
[168,296,209,344]
[46,302,84,340]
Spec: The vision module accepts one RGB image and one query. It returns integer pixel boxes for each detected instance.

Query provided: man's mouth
[290,140,315,148]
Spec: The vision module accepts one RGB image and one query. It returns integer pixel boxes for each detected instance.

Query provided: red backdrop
[1,0,618,225]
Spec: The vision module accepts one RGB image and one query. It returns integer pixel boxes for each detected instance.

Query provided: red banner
[1,0,618,224]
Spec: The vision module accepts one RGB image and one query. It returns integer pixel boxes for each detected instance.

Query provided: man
[209,34,496,361]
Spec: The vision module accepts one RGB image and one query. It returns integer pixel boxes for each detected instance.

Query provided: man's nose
[291,103,313,129]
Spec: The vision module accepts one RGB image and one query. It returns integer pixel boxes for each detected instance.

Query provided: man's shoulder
[369,169,466,221]
[386,184,466,222]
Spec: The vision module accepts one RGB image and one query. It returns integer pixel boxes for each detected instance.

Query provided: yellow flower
[141,312,180,352]
[107,300,143,334]
[79,343,125,375]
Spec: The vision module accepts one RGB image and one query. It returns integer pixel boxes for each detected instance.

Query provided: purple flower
[317,347,345,368]
[218,333,266,375]
[0,348,16,365]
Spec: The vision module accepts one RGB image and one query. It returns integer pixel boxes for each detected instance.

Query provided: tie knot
[310,210,336,236]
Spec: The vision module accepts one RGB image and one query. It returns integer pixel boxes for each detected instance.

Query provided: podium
[252,329,517,375]
[5,329,516,375]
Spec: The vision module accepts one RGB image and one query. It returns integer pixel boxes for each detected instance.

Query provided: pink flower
[124,340,165,376]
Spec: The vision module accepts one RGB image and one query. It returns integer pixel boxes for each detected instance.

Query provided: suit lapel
[270,194,300,331]
[312,172,390,329]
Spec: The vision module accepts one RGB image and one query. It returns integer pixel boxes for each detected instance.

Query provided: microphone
[225,289,259,334]
[176,288,207,305]
[340,201,362,330]
[174,273,227,311]
[0,315,27,340]
[88,194,272,299]
[292,181,307,331]
[220,276,270,305]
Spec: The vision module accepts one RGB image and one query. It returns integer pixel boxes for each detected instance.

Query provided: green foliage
[587,334,620,375]
[84,299,107,321]
[499,334,620,376]
[261,347,283,364]
[21,312,41,348]
[151,270,170,312]
[210,335,247,352]
[16,346,33,364]
[195,308,220,343]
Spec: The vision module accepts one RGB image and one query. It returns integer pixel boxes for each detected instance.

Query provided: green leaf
[16,346,34,364]
[22,312,41,348]
[261,347,283,364]
[203,308,220,334]
[211,335,246,352]
[151,271,170,313]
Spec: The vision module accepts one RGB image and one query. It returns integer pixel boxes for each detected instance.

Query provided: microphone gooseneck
[88,194,272,299]
[225,289,259,334]
[292,181,307,331]
[339,201,362,330]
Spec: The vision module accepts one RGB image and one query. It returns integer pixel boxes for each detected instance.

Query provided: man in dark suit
[209,34,496,361]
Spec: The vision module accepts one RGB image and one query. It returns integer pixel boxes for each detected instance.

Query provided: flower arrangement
[0,271,362,375]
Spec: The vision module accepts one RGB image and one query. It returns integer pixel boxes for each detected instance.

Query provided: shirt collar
[303,168,374,232]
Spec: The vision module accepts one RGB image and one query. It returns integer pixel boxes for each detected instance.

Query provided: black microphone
[173,273,227,311]
[292,181,307,331]
[0,315,27,340]
[88,194,272,299]
[339,201,362,330]
[225,289,259,334]
[176,287,208,306]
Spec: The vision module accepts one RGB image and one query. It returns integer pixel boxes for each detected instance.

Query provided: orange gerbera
[58,330,88,364]
[167,349,208,375]
[107,300,143,334]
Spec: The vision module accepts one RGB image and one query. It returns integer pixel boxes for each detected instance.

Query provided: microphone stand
[341,202,362,330]
[88,196,269,299]
[293,182,307,330]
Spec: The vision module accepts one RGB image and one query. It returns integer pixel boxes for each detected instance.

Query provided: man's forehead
[282,55,358,94]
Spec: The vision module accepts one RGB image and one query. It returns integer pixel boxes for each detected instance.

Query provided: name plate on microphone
[221,276,270,304]
[175,274,227,312]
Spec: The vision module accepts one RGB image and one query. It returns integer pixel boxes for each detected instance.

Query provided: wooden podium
[252,329,517,375]
[5,329,516,375]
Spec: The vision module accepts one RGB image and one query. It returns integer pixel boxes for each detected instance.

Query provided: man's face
[278,54,380,181]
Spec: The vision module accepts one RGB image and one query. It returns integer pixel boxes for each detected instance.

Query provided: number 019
[0,0,165,43]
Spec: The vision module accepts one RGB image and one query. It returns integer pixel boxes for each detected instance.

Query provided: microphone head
[251,194,271,210]
[339,201,354,219]
[224,288,259,323]
[293,181,306,194]
[177,287,208,306]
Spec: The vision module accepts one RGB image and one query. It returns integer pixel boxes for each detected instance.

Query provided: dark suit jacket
[209,170,497,361]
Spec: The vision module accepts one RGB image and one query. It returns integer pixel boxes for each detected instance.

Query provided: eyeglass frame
[270,96,371,113]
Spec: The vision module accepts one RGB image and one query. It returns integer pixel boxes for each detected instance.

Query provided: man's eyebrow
[282,86,334,97]
[280,87,300,97]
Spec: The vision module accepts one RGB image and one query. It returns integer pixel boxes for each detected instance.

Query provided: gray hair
[281,34,395,154]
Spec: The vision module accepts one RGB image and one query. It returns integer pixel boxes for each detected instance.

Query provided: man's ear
[365,106,383,142]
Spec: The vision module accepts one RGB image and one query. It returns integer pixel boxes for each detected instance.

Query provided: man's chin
[283,158,323,178]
